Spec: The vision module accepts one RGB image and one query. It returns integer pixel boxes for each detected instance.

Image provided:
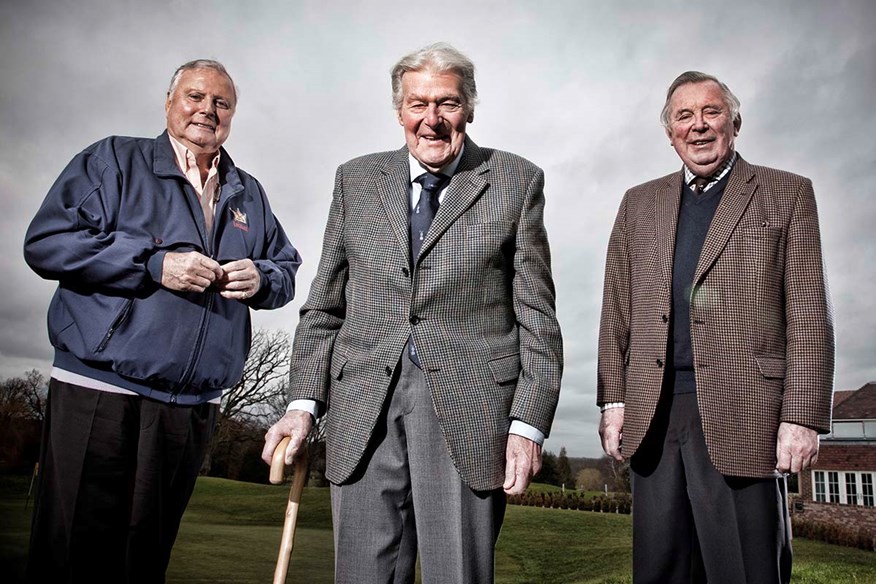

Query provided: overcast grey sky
[1,0,873,457]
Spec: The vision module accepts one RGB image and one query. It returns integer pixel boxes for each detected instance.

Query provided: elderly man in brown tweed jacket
[597,71,834,584]
[262,43,563,583]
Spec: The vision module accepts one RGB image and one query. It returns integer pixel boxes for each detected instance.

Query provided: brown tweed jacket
[597,156,834,478]
[289,138,563,491]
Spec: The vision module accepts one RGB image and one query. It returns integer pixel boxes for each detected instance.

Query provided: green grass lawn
[2,474,875,583]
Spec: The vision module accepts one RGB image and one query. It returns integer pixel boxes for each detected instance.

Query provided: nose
[424,104,441,127]
[201,99,217,119]
[691,112,708,132]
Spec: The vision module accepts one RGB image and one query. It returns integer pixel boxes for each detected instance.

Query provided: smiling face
[165,67,236,156]
[397,69,473,172]
[666,80,741,176]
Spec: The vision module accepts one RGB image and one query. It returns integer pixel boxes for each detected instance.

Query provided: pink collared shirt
[168,134,222,232]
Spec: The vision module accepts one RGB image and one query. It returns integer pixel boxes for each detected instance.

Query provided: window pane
[863,474,874,507]
[846,473,858,505]
[828,471,840,503]
[814,471,826,503]
[832,421,864,438]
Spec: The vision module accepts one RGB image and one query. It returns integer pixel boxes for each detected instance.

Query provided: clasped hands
[161,251,260,300]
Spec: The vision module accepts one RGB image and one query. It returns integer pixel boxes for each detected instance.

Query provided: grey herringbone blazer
[597,156,834,478]
[289,138,563,490]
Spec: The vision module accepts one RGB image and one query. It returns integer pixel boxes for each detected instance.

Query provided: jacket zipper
[95,299,134,353]
[170,186,241,401]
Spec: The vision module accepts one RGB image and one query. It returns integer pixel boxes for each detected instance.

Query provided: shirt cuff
[509,420,545,445]
[600,402,625,412]
[286,399,319,418]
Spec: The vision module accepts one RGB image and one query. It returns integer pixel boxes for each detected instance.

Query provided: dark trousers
[331,354,506,584]
[631,392,791,584]
[26,379,218,584]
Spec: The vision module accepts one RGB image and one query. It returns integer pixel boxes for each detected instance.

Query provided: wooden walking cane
[269,436,309,584]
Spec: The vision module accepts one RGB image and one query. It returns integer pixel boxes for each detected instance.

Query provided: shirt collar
[407,144,465,185]
[683,151,737,192]
[167,133,221,177]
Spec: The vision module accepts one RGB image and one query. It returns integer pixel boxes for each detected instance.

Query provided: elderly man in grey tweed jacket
[263,43,563,583]
[597,71,834,584]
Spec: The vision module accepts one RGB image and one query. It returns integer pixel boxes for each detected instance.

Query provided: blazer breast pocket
[464,221,516,269]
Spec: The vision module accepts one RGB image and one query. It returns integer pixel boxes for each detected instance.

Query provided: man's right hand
[262,410,314,466]
[161,251,223,292]
[599,407,625,461]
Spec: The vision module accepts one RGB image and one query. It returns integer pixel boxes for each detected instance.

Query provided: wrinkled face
[666,80,741,176]
[165,68,236,155]
[397,69,473,172]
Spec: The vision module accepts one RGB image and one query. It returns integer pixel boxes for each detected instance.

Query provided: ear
[734,114,742,136]
[397,109,404,126]
[165,93,172,114]
[467,111,474,123]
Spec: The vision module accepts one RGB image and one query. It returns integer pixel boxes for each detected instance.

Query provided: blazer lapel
[657,172,683,290]
[419,138,489,262]
[376,147,413,255]
[693,156,757,284]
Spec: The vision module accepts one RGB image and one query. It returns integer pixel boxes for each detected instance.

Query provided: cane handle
[270,436,291,485]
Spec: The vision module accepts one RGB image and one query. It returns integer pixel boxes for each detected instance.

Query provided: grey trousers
[631,392,792,584]
[331,354,506,584]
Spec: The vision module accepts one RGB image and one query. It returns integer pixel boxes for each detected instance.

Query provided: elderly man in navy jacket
[23,59,300,583]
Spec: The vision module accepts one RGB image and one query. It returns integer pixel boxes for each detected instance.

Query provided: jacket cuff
[146,250,167,284]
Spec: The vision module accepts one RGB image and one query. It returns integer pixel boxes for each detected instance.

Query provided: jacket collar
[152,130,244,199]
[692,154,757,285]
[376,136,490,265]
[655,154,758,288]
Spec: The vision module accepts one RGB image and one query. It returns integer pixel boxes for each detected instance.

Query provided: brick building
[793,382,876,535]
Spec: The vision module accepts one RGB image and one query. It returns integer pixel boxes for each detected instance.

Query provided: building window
[828,472,840,503]
[863,474,874,507]
[845,473,858,506]
[814,471,826,502]
[832,421,864,438]
[812,471,876,506]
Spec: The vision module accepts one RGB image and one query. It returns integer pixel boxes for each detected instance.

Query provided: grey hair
[660,71,740,128]
[167,59,238,105]
[391,42,478,113]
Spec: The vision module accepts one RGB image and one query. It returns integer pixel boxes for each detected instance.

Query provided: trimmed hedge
[792,517,876,551]
[508,491,632,514]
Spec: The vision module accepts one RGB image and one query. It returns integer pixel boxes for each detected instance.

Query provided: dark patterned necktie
[408,171,450,367]
[410,172,450,261]
[691,176,710,194]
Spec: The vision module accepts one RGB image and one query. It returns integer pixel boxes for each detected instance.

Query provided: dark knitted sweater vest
[668,171,731,394]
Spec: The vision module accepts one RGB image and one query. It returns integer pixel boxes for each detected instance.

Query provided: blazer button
[661,314,668,323]
[385,366,393,377]
[409,316,420,325]
[402,267,410,277]
[656,359,664,368]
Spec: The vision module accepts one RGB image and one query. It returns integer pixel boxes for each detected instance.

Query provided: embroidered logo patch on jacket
[231,207,249,232]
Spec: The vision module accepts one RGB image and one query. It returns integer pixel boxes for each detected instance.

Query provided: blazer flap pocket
[330,353,348,380]
[755,356,786,379]
[488,353,521,385]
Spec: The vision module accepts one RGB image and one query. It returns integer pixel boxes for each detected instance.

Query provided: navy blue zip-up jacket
[24,132,301,404]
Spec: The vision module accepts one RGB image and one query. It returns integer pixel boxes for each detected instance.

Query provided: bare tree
[0,369,47,423]
[205,329,293,478]
[221,328,292,422]
[0,370,48,469]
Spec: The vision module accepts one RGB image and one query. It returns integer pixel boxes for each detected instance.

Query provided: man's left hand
[216,259,261,300]
[503,434,542,495]
[776,421,819,474]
